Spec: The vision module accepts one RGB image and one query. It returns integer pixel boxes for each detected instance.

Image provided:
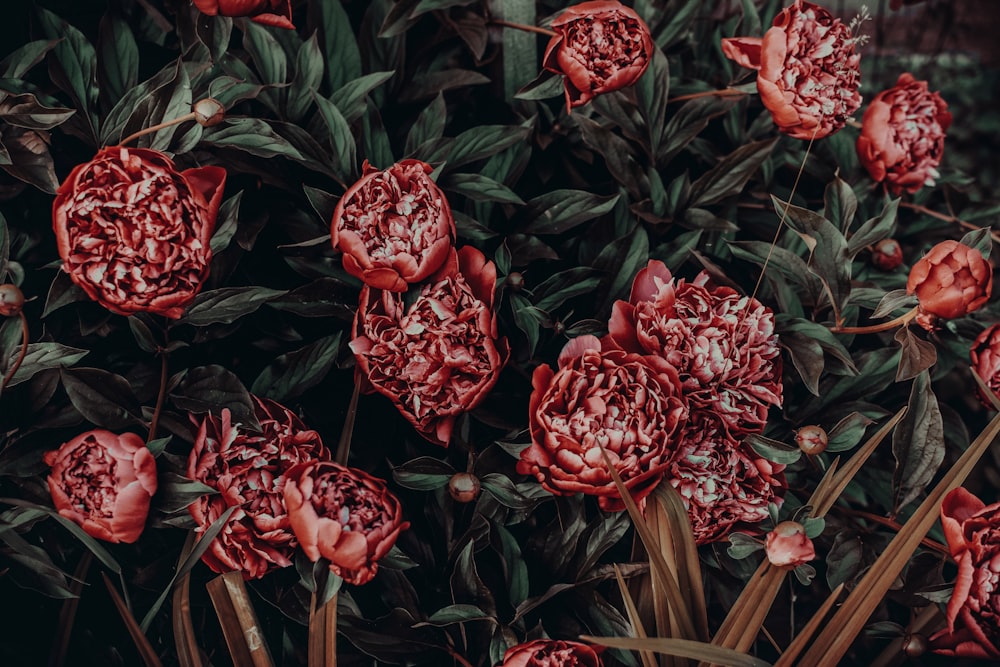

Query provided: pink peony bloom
[608,260,782,436]
[542,0,654,112]
[971,324,1000,408]
[667,414,785,544]
[502,639,604,667]
[331,159,455,292]
[192,0,294,29]
[517,335,688,512]
[722,0,863,139]
[857,73,951,194]
[52,147,226,318]
[283,461,408,586]
[928,488,1000,659]
[45,430,158,544]
[350,246,509,447]
[906,240,992,329]
[765,520,816,567]
[187,397,328,580]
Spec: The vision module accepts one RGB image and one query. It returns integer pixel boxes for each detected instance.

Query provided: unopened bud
[0,284,24,317]
[795,425,828,455]
[506,272,524,292]
[901,633,928,658]
[193,98,225,127]
[871,238,903,271]
[448,472,481,503]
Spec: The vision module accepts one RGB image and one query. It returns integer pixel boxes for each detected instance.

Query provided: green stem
[148,326,170,444]
[489,18,556,37]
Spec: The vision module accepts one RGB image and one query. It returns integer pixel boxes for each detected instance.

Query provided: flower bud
[0,284,24,316]
[902,633,928,658]
[795,425,828,455]
[971,323,1000,408]
[907,241,992,330]
[871,239,903,271]
[448,473,481,503]
[765,521,815,568]
[505,272,525,292]
[193,98,225,127]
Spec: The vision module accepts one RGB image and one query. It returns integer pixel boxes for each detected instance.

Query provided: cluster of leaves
[0,0,997,665]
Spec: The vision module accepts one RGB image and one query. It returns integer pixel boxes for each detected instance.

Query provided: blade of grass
[172,531,204,667]
[102,572,163,667]
[581,636,772,667]
[48,551,92,667]
[308,591,338,667]
[800,408,1000,666]
[335,379,361,465]
[654,484,710,641]
[206,571,275,667]
[614,564,659,667]
[771,583,844,667]
[643,494,679,667]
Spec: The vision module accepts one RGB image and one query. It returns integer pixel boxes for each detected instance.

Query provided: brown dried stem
[829,306,918,335]
[667,89,748,104]
[118,112,197,148]
[899,201,1000,245]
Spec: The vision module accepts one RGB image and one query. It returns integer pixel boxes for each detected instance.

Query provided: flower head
[517,335,688,512]
[871,238,904,271]
[857,73,951,194]
[187,397,328,580]
[192,0,294,29]
[765,520,816,567]
[543,0,654,111]
[283,461,408,585]
[971,324,1000,408]
[331,159,455,292]
[906,240,991,328]
[45,430,158,544]
[502,639,604,667]
[722,0,863,139]
[928,488,1000,659]
[350,246,509,447]
[52,147,226,318]
[608,260,782,436]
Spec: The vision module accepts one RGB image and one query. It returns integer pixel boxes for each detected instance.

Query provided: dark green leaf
[242,21,287,88]
[433,124,531,171]
[745,435,802,464]
[361,106,394,169]
[894,326,937,383]
[37,8,98,142]
[523,191,620,235]
[179,286,286,327]
[333,71,395,123]
[496,0,536,101]
[480,473,539,510]
[405,92,446,156]
[655,0,701,49]
[634,47,670,157]
[960,227,993,260]
[98,14,138,107]
[871,289,916,320]
[202,118,305,160]
[689,139,776,207]
[0,40,58,79]
[250,333,342,402]
[391,456,455,491]
[594,224,650,314]
[286,34,323,122]
[824,174,858,233]
[400,69,490,103]
[210,192,243,254]
[314,92,358,183]
[154,472,217,514]
[826,412,875,453]
[315,0,362,90]
[0,93,76,131]
[170,366,259,431]
[60,367,142,430]
[658,96,740,164]
[891,371,944,512]
[532,268,603,312]
[847,198,899,258]
[514,70,563,102]
[442,173,524,205]
[416,604,493,627]
[826,531,863,589]
[728,533,764,560]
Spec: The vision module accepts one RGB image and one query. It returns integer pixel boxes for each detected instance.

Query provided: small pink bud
[193,98,225,127]
[0,284,24,317]
[871,239,903,271]
[448,473,481,503]
[765,520,815,568]
[795,425,828,455]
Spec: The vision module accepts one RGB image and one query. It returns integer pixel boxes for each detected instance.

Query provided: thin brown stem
[148,334,170,445]
[900,201,1000,245]
[444,644,475,667]
[335,380,361,466]
[842,509,950,557]
[1,311,29,392]
[667,88,748,104]
[118,112,197,148]
[48,551,93,667]
[830,306,918,335]
[489,19,557,37]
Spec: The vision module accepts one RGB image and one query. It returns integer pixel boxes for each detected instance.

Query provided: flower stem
[335,380,361,466]
[444,644,475,667]
[667,88,748,104]
[1,311,29,393]
[489,19,557,37]
[148,326,170,445]
[830,306,918,335]
[843,508,950,557]
[118,112,197,148]
[899,201,1000,245]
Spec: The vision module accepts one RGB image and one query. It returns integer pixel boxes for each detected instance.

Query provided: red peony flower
[502,639,604,667]
[857,73,951,194]
[906,240,991,329]
[542,0,654,112]
[283,461,408,585]
[722,0,863,139]
[187,397,328,580]
[45,430,157,544]
[517,335,688,512]
[928,487,1000,659]
[52,147,226,319]
[667,414,785,544]
[971,324,1000,408]
[870,238,904,271]
[608,260,782,436]
[192,0,294,29]
[331,159,455,292]
[350,246,509,447]
[765,520,815,567]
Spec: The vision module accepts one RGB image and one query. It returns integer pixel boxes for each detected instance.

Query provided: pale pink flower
[765,520,816,567]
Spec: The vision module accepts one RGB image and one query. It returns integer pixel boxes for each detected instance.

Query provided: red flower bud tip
[871,239,904,271]
[795,425,828,455]
[765,521,815,568]
[906,240,992,330]
[193,98,225,127]
[448,473,481,503]
[0,283,24,317]
[505,271,525,291]
[902,633,928,658]
[971,323,1000,408]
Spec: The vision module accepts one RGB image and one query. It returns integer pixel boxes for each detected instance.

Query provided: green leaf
[654,0,702,49]
[60,367,142,430]
[315,0,362,91]
[170,365,259,431]
[688,138,776,207]
[594,224,650,314]
[0,93,76,131]
[98,14,139,107]
[179,286,286,327]
[826,412,875,453]
[727,533,765,559]
[960,227,993,260]
[37,8,98,142]
[314,93,357,181]
[891,371,944,512]
[442,173,524,205]
[361,106,394,170]
[532,268,603,312]
[405,92,446,156]
[333,71,395,123]
[434,124,532,171]
[514,70,563,102]
[242,20,287,88]
[416,604,493,627]
[894,326,937,383]
[659,95,740,164]
[745,435,802,465]
[250,333,342,402]
[824,174,858,234]
[149,60,194,151]
[202,118,305,160]
[154,472,217,514]
[391,456,455,491]
[480,473,539,510]
[634,47,670,158]
[523,190,620,235]
[210,192,243,254]
[495,0,536,101]
[826,531,863,589]
[847,198,899,258]
[286,33,324,122]
[0,40,58,79]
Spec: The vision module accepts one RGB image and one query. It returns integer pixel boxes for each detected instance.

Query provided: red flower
[543,0,654,111]
[350,247,509,447]
[906,240,991,329]
[502,639,604,667]
[608,260,782,436]
[283,461,408,585]
[667,414,785,544]
[517,335,688,512]
[928,488,1000,659]
[45,430,157,544]
[870,238,904,271]
[187,397,328,580]
[331,160,455,292]
[722,0,863,139]
[192,0,294,29]
[52,147,226,319]
[857,73,951,194]
[971,324,1000,408]
[765,521,815,567]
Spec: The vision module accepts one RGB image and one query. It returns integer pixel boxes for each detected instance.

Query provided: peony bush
[0,1,997,665]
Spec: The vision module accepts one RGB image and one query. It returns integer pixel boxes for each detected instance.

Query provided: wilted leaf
[893,326,937,382]
[891,370,944,512]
